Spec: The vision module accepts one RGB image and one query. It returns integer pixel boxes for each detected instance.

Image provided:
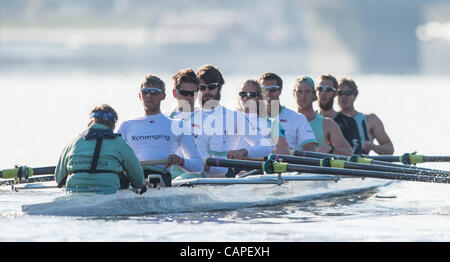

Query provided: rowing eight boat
[14,172,391,216]
[2,153,447,217]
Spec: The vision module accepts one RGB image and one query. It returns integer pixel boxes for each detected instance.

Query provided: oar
[0,166,55,180]
[0,159,170,181]
[268,154,449,177]
[294,150,450,165]
[362,153,450,165]
[139,159,169,166]
[0,175,55,186]
[205,158,450,184]
[293,150,447,173]
[238,169,263,178]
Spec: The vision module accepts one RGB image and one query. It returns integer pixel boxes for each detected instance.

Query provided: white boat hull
[19,173,393,217]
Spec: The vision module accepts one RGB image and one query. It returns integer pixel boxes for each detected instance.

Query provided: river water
[0,70,449,242]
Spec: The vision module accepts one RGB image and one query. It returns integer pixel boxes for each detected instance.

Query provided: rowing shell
[18,173,393,217]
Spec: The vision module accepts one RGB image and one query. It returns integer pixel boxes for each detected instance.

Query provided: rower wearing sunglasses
[236,79,290,155]
[293,76,352,156]
[337,78,394,155]
[316,74,362,154]
[117,74,203,183]
[169,68,202,123]
[168,68,228,177]
[195,65,272,176]
[258,72,317,152]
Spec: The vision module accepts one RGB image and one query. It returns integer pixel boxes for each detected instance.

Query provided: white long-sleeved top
[169,105,272,176]
[201,105,272,158]
[117,113,204,172]
[243,112,286,150]
[168,109,228,176]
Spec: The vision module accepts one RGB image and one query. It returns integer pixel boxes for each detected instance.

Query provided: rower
[316,74,362,154]
[236,79,290,155]
[54,104,146,194]
[168,68,226,178]
[294,76,352,156]
[258,72,317,152]
[337,78,394,155]
[117,74,204,182]
[195,65,272,177]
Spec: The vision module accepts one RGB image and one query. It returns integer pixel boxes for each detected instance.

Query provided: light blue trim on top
[309,114,325,147]
[296,139,317,150]
[353,112,368,145]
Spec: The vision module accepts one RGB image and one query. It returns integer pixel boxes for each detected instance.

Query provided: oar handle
[139,159,169,166]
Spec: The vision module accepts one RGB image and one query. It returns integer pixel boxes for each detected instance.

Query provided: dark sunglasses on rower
[239,91,259,98]
[317,86,337,92]
[338,90,355,96]
[262,85,281,93]
[141,87,163,95]
[178,89,196,97]
[199,82,219,91]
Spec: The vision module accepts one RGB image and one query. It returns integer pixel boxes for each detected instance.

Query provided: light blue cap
[298,76,315,89]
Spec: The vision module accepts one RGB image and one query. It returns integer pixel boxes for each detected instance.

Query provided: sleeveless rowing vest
[353,112,370,147]
[333,112,363,155]
[309,114,325,147]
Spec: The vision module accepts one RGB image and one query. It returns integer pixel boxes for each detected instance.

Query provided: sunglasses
[199,82,220,91]
[338,90,355,96]
[239,91,259,98]
[317,86,337,92]
[177,89,196,97]
[263,85,281,92]
[141,87,163,95]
